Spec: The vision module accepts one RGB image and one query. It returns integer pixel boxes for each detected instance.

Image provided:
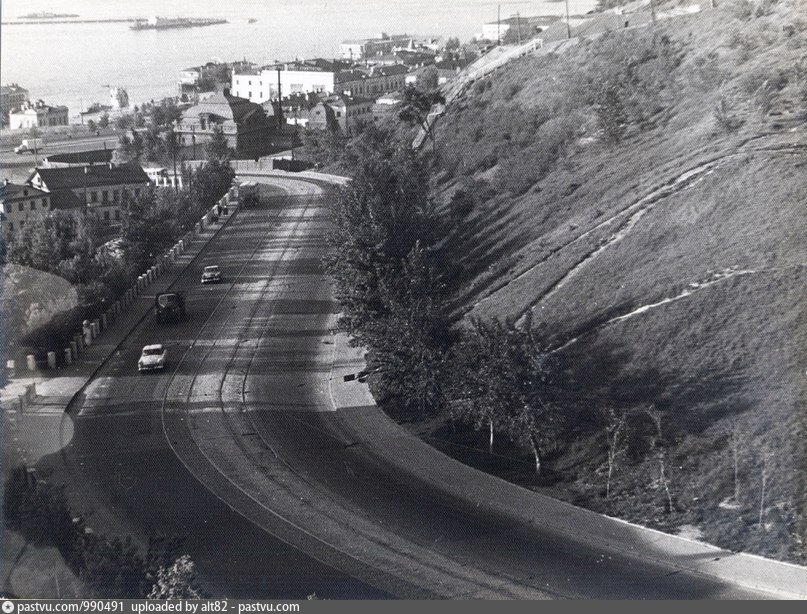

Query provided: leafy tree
[417,65,440,92]
[449,317,556,475]
[86,119,97,132]
[370,243,452,416]
[143,126,165,163]
[131,130,144,161]
[98,112,110,129]
[120,188,179,273]
[148,555,206,599]
[324,128,437,344]
[205,126,231,162]
[444,37,461,51]
[302,127,347,167]
[112,134,136,165]
[595,78,627,144]
[399,85,446,152]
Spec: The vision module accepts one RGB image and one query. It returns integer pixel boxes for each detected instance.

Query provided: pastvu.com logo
[2,600,15,613]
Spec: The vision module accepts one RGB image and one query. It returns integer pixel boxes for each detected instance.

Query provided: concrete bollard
[83,320,92,347]
[47,351,57,369]
[26,354,36,371]
[6,360,16,377]
[70,340,78,359]
[64,348,73,366]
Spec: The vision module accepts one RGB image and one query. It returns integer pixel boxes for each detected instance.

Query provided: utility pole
[565,0,572,39]
[516,12,522,44]
[276,68,284,129]
[170,127,178,194]
[191,124,196,160]
[497,4,501,46]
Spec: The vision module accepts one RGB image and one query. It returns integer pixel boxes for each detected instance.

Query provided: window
[42,198,47,208]
[91,191,98,203]
[102,190,109,203]
[18,203,24,212]
[134,188,140,197]
[103,210,110,221]
[115,210,121,221]
[19,220,24,228]
[30,201,35,210]
[248,92,252,98]
[113,190,120,202]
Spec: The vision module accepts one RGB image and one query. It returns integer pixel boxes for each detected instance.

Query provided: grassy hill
[425,0,807,561]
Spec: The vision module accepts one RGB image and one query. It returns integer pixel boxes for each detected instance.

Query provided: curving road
[53,175,785,599]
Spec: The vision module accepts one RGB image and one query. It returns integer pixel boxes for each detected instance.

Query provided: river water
[1,0,596,120]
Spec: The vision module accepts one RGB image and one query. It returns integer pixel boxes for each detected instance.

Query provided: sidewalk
[327,336,807,599]
[0,206,238,419]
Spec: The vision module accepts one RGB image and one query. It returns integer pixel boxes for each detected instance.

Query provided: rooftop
[43,149,113,166]
[0,181,48,201]
[30,162,150,192]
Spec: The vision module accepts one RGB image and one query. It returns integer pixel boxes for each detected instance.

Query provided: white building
[231,63,336,103]
[9,100,69,129]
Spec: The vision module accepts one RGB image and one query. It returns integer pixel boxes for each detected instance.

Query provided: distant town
[0,10,595,237]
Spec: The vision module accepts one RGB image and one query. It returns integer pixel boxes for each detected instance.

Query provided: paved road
[0,135,119,183]
[52,175,781,599]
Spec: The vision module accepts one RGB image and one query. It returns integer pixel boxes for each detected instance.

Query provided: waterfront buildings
[1,84,29,126]
[339,33,412,60]
[231,62,410,104]
[9,100,69,130]
[176,92,274,157]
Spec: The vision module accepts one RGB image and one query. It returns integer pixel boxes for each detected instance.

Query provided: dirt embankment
[423,0,807,562]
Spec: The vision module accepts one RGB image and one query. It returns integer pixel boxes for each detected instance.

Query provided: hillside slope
[430,1,807,561]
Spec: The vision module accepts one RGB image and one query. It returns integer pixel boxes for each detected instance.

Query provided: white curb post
[64,348,72,365]
[26,354,36,372]
[47,351,56,369]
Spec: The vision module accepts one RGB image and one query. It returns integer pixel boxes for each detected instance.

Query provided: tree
[601,407,628,499]
[120,187,179,273]
[205,126,230,162]
[595,77,627,144]
[417,65,440,92]
[444,37,461,52]
[98,112,110,129]
[148,555,206,599]
[449,316,555,475]
[112,134,136,165]
[86,119,97,132]
[399,85,445,153]
[143,126,165,163]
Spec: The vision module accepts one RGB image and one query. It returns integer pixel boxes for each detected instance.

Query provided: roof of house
[49,190,84,210]
[372,64,410,76]
[182,93,266,125]
[43,149,113,166]
[0,182,48,202]
[30,162,150,192]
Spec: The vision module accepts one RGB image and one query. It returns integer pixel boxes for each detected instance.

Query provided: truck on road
[239,181,259,208]
[155,292,186,324]
[14,138,44,154]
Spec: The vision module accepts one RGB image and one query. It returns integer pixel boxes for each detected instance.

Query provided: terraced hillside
[428,0,807,561]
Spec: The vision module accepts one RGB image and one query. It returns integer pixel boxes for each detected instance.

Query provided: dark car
[155,292,185,324]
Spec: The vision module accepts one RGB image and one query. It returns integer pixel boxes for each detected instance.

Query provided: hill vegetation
[421,0,807,562]
[323,0,806,563]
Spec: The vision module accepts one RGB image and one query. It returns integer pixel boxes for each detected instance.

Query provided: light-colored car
[201,265,222,284]
[138,344,167,372]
